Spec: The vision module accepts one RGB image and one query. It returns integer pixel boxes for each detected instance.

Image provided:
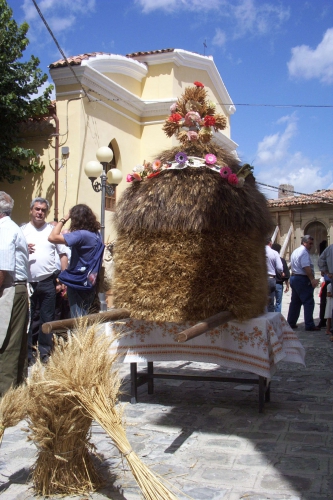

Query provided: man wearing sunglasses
[22,198,68,364]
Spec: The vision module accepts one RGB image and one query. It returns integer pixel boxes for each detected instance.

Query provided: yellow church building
[1,48,238,240]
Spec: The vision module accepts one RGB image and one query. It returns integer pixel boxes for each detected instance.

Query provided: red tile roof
[126,48,174,58]
[49,52,112,68]
[49,49,175,69]
[267,189,333,208]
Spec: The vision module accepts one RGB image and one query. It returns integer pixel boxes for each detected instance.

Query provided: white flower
[133,164,145,173]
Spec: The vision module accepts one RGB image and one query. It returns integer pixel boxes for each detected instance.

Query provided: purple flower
[219,166,232,178]
[175,152,188,164]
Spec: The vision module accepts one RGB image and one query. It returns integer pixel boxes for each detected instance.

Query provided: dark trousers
[28,276,56,362]
[0,284,29,396]
[287,275,315,329]
[267,277,276,312]
[319,281,328,326]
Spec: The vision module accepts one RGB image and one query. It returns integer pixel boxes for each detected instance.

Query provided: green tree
[0,0,53,183]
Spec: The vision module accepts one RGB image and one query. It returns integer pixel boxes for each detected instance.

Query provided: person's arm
[303,265,319,288]
[318,249,328,273]
[59,253,68,271]
[0,270,7,297]
[48,213,70,244]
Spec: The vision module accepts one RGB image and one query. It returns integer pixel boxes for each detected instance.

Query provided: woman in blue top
[49,204,103,317]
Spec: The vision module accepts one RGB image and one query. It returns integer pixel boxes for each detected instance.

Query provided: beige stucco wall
[0,53,235,241]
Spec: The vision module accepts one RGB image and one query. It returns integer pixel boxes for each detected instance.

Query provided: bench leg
[265,380,271,402]
[147,361,154,394]
[259,376,265,413]
[130,362,138,404]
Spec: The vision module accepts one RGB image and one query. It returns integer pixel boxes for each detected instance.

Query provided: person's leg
[326,317,331,335]
[297,280,316,330]
[318,282,327,327]
[287,276,302,327]
[0,284,29,396]
[37,278,56,360]
[27,282,38,364]
[267,277,276,313]
[274,283,283,313]
[67,287,96,318]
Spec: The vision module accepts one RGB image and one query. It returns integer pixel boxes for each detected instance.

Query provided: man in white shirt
[265,237,283,312]
[22,198,68,363]
[0,191,29,396]
[287,235,319,331]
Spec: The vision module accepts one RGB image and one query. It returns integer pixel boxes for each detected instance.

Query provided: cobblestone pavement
[1,288,332,500]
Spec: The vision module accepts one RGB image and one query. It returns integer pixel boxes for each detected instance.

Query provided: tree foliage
[0,0,53,183]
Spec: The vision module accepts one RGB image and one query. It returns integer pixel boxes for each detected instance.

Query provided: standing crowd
[0,191,104,396]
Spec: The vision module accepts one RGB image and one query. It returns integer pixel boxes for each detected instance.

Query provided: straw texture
[43,321,180,500]
[0,384,28,445]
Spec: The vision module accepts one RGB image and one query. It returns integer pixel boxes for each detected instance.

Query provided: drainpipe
[50,107,59,221]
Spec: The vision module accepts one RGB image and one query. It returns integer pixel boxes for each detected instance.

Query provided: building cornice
[129,49,236,116]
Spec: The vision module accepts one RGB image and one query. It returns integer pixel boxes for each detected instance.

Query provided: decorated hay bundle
[113,82,273,323]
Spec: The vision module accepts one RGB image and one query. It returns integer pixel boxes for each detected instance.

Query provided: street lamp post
[84,146,123,311]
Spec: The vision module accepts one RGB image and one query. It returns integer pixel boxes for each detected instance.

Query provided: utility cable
[31,0,91,102]
[256,181,333,204]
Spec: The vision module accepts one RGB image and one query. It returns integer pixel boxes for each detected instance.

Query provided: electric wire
[31,0,91,102]
[256,181,333,204]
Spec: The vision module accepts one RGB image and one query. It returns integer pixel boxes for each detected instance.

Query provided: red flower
[147,171,161,179]
[204,115,216,127]
[194,81,204,87]
[169,113,183,123]
[228,173,239,186]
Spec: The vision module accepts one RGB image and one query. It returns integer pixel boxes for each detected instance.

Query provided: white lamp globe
[84,160,103,179]
[107,168,123,185]
[96,146,113,164]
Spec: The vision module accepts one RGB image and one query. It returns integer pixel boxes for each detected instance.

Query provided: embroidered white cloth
[109,312,305,379]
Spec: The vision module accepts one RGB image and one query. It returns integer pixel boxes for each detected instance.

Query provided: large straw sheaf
[26,356,102,496]
[43,321,180,500]
[113,143,272,322]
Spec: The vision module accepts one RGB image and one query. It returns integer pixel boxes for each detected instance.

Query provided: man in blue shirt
[287,235,319,331]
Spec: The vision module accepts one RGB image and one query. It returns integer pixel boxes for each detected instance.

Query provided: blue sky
[7,0,333,198]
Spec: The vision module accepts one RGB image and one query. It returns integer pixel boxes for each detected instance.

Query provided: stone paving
[1,288,333,499]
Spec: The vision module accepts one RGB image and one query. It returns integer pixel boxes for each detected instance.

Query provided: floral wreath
[162,81,227,145]
[126,81,253,188]
[126,154,253,188]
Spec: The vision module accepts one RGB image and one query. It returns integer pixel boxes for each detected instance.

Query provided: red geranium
[194,81,204,87]
[204,115,216,126]
[169,113,183,123]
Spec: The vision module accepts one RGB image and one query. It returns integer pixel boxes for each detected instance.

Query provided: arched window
[105,142,117,212]
[304,221,328,272]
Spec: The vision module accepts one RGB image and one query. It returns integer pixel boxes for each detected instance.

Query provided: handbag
[59,235,104,291]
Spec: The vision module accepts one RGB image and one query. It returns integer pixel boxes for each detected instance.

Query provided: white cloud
[22,0,96,33]
[232,0,290,38]
[136,0,221,13]
[212,28,227,48]
[137,0,290,39]
[254,114,332,197]
[287,28,333,85]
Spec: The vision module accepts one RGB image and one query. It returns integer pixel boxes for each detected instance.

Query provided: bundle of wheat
[26,356,102,496]
[43,321,179,500]
[0,384,28,445]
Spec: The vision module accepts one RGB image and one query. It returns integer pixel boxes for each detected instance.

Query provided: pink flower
[152,160,161,170]
[126,174,134,182]
[170,103,178,113]
[228,173,239,186]
[205,154,217,165]
[184,111,201,126]
[187,130,198,141]
[219,166,232,178]
[132,172,142,181]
